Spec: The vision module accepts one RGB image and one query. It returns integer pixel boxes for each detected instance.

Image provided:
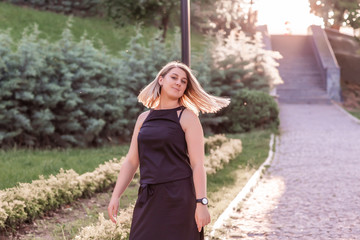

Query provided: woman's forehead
[168,67,187,78]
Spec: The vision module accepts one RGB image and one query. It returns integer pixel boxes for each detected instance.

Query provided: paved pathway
[217,103,360,239]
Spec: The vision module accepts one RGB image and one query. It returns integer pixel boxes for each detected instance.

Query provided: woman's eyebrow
[171,73,187,81]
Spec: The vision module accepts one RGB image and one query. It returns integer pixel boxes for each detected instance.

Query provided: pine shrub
[219,89,279,133]
[0,21,182,148]
[0,19,280,148]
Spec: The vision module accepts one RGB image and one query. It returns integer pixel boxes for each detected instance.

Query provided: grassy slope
[0,2,206,54]
[0,145,129,189]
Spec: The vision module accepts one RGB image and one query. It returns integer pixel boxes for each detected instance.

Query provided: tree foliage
[192,0,258,37]
[0,17,281,148]
[309,0,360,29]
[103,0,179,39]
[0,20,181,148]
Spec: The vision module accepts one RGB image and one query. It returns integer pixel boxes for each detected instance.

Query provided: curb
[209,133,277,238]
[331,100,360,125]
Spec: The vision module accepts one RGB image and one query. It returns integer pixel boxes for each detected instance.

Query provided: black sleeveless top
[137,106,192,184]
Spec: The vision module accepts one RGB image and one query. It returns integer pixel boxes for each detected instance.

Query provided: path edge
[331,100,360,125]
[209,133,277,237]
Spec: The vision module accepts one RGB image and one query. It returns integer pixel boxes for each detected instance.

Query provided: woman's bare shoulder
[182,108,198,120]
[136,110,151,128]
[138,110,151,120]
[180,108,200,131]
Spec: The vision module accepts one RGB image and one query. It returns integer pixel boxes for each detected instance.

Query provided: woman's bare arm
[180,109,211,232]
[108,110,149,223]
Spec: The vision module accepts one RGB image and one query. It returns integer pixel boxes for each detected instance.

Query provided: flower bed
[0,135,242,231]
[0,158,125,229]
[205,138,242,174]
[74,208,133,240]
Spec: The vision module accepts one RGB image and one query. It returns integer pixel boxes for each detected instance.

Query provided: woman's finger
[108,205,117,223]
[195,218,201,232]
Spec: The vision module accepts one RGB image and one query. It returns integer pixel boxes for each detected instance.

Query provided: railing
[308,25,342,102]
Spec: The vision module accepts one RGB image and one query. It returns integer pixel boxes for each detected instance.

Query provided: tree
[191,0,258,37]
[309,0,360,30]
[103,0,179,40]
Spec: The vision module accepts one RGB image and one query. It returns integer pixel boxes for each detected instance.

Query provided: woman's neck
[156,95,180,109]
[156,102,180,110]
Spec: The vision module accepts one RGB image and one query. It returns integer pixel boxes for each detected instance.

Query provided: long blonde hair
[138,61,230,115]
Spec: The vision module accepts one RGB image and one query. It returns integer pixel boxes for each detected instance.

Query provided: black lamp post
[181,0,190,67]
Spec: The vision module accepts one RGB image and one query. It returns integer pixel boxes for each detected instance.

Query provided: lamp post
[181,0,190,67]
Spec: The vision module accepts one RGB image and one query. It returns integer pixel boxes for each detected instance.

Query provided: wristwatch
[196,197,208,205]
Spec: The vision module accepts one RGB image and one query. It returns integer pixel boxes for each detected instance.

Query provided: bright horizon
[253,0,324,35]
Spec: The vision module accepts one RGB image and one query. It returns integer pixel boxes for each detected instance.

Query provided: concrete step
[277,97,332,105]
[271,34,331,104]
[271,35,314,56]
[277,88,327,96]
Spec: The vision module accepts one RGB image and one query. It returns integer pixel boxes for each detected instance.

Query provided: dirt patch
[342,82,360,111]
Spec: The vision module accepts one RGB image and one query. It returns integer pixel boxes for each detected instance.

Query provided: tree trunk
[162,13,170,41]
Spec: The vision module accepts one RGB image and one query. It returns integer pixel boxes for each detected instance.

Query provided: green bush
[219,89,279,133]
[0,21,182,148]
[0,19,280,148]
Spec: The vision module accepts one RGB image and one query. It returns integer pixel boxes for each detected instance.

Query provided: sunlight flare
[254,0,323,34]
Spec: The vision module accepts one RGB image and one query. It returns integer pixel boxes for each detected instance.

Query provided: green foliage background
[0,1,280,148]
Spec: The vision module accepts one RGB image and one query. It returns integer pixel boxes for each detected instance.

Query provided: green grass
[348,110,360,120]
[208,129,273,193]
[207,129,274,223]
[0,144,129,190]
[0,2,208,54]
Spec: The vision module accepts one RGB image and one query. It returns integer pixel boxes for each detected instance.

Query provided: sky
[253,0,324,35]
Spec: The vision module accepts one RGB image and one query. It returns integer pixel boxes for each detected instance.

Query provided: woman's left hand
[195,204,211,232]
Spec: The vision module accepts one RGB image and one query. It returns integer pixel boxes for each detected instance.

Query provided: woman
[108,61,230,239]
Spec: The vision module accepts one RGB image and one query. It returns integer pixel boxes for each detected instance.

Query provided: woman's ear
[158,76,163,86]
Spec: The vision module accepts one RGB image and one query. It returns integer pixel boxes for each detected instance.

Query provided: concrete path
[217,103,360,239]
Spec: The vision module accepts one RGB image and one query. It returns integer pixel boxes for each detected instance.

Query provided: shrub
[74,211,132,240]
[0,157,126,229]
[0,21,181,148]
[0,19,280,147]
[219,89,279,133]
[195,29,281,134]
[3,0,101,16]
[204,134,228,154]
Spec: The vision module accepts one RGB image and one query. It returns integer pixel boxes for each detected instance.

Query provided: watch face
[202,198,208,205]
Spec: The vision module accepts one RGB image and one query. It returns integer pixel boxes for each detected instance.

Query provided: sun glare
[253,0,324,35]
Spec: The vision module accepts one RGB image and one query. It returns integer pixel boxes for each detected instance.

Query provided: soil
[342,82,360,110]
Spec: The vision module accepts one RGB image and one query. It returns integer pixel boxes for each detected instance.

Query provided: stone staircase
[271,35,331,104]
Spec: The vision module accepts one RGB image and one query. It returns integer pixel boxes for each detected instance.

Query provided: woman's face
[159,67,188,100]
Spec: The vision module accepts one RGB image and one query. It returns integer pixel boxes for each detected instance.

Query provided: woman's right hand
[108,197,120,223]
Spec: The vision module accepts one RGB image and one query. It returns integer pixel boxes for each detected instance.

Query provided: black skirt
[129,177,203,240]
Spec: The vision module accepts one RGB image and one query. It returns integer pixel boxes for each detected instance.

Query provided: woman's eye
[181,80,187,84]
[171,76,177,80]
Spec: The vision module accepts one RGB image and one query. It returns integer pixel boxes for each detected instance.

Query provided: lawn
[0,144,129,189]
[0,2,207,55]
[348,109,360,120]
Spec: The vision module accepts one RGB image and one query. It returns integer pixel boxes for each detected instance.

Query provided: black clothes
[137,106,192,184]
[129,106,203,240]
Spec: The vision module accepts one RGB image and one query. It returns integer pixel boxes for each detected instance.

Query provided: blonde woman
[108,61,230,239]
